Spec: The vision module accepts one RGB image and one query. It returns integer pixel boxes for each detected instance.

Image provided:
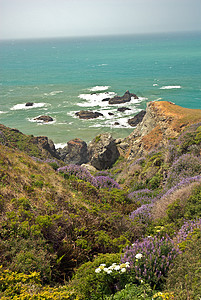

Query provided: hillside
[0,101,201,299]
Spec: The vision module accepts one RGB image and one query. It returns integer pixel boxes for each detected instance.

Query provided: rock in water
[117,107,131,112]
[58,138,88,165]
[109,90,138,104]
[75,111,103,119]
[128,110,146,127]
[88,133,119,170]
[34,115,54,122]
[25,102,34,107]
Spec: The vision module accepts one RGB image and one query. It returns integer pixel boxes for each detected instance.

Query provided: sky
[0,0,201,40]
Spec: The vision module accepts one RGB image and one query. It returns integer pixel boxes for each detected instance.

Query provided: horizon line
[1,29,201,42]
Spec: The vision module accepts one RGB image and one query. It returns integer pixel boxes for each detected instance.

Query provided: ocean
[0,32,201,147]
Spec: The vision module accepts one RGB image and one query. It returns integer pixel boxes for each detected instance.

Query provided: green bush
[165,236,201,299]
[70,253,121,299]
[106,282,154,300]
[185,185,201,219]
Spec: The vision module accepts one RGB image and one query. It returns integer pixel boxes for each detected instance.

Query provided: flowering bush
[176,218,201,248]
[129,203,153,225]
[121,235,180,288]
[166,154,201,188]
[0,266,76,299]
[58,164,120,190]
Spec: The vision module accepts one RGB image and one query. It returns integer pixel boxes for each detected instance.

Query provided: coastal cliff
[119,101,201,160]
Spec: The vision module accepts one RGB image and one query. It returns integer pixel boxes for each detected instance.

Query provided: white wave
[11,102,49,111]
[97,64,108,67]
[160,86,181,90]
[55,143,67,149]
[88,86,110,92]
[153,84,158,86]
[0,111,7,114]
[44,91,63,96]
[89,117,133,129]
[78,92,116,107]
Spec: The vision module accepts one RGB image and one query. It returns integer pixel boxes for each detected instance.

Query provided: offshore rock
[88,133,120,170]
[25,102,34,106]
[75,110,103,119]
[117,107,131,112]
[128,110,146,127]
[34,115,54,122]
[109,90,138,104]
[58,138,88,165]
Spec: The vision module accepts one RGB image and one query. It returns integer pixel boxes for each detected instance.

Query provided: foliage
[165,236,201,300]
[58,164,120,190]
[121,235,180,289]
[106,282,154,299]
[0,266,77,299]
[70,253,121,299]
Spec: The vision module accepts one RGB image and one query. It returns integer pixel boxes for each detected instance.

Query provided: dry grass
[152,181,201,220]
[0,144,73,212]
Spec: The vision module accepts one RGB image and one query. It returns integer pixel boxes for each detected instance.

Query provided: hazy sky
[0,0,201,40]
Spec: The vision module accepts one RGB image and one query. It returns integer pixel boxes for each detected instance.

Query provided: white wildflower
[114,265,121,271]
[121,268,126,273]
[135,253,143,259]
[95,268,101,273]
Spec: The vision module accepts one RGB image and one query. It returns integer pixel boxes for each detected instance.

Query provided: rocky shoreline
[1,101,201,171]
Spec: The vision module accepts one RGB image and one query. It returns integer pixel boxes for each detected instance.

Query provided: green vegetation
[0,120,201,299]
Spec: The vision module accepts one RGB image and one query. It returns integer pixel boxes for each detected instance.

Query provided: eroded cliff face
[119,101,201,160]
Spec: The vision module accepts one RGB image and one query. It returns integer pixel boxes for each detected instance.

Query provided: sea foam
[44,91,63,96]
[160,86,181,90]
[78,92,116,107]
[88,86,110,92]
[10,103,49,110]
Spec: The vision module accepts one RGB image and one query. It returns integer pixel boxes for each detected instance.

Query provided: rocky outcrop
[128,110,146,127]
[122,101,201,160]
[75,111,103,119]
[117,107,131,112]
[57,138,88,165]
[25,102,34,107]
[36,136,59,158]
[88,133,120,170]
[34,115,54,122]
[109,90,138,104]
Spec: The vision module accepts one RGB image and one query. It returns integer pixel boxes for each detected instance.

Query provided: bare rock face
[123,101,201,160]
[57,138,88,165]
[75,111,103,119]
[36,136,59,158]
[109,90,138,104]
[88,133,120,170]
[34,115,54,122]
[128,110,146,127]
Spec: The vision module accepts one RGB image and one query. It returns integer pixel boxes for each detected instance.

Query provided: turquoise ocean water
[0,32,201,146]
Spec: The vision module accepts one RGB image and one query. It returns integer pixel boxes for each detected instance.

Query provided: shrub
[106,282,154,299]
[121,235,180,289]
[58,165,120,190]
[165,236,201,299]
[185,185,201,219]
[0,266,76,299]
[129,203,153,226]
[166,154,201,188]
[70,253,121,299]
